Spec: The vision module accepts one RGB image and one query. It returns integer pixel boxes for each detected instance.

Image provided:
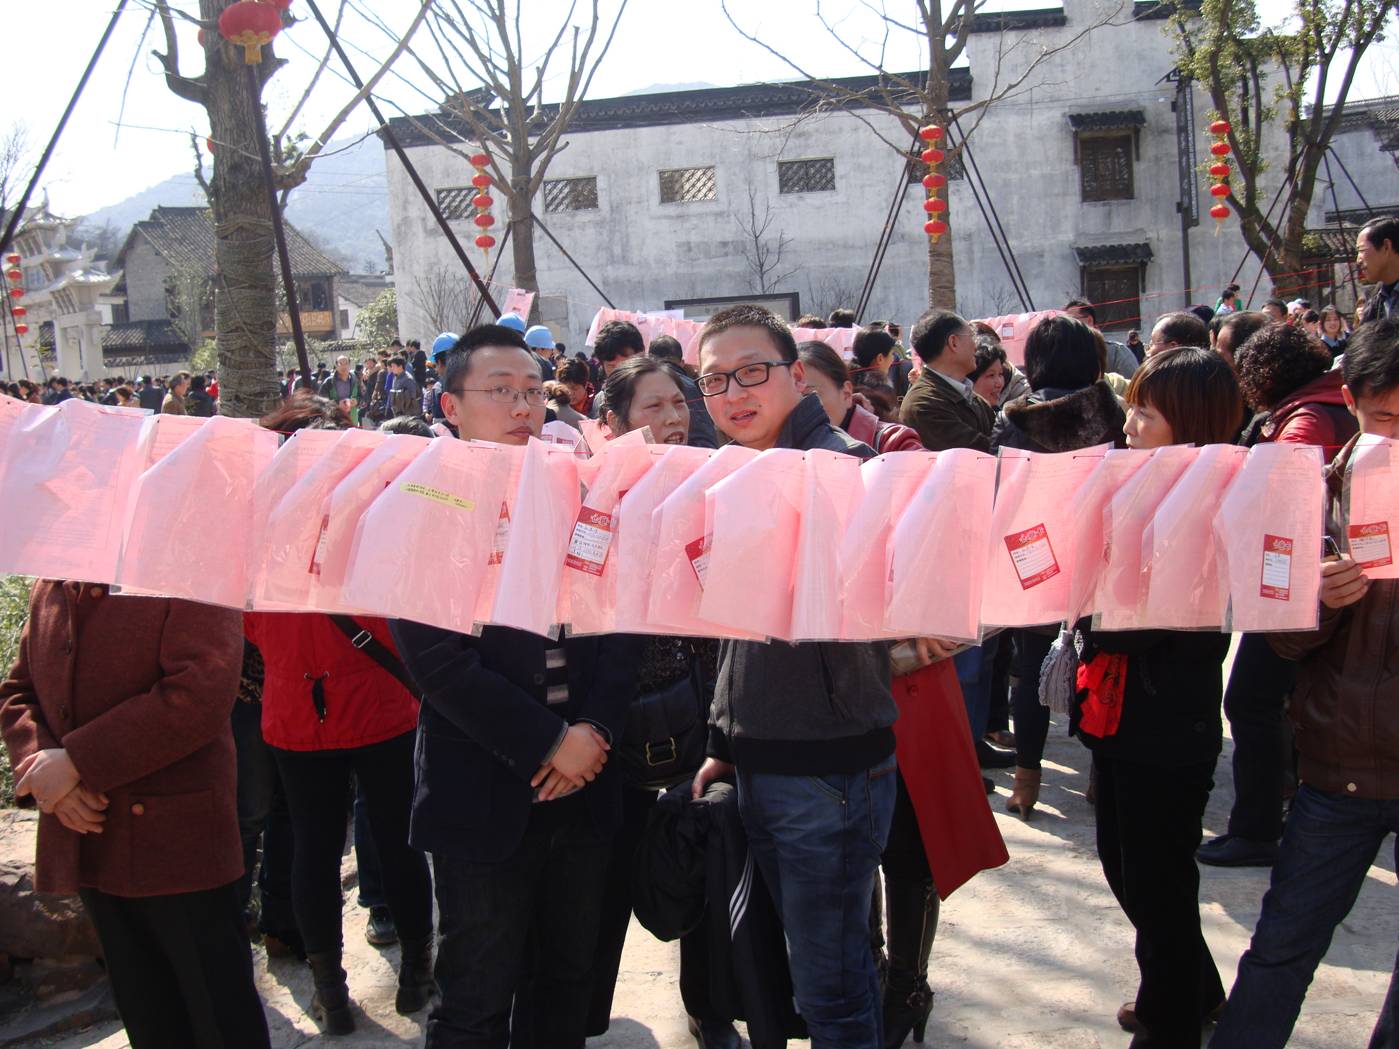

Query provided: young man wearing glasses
[389,324,640,1048]
[690,304,900,1049]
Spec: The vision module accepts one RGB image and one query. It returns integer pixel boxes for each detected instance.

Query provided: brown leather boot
[1005,767,1042,820]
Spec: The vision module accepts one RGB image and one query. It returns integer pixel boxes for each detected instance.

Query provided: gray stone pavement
[45,712,1399,1049]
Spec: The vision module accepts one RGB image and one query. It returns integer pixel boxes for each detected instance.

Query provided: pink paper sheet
[342,437,511,631]
[791,449,865,641]
[254,428,387,610]
[980,446,1107,629]
[1214,442,1326,632]
[136,413,207,469]
[119,416,278,607]
[1139,444,1249,628]
[1096,446,1199,630]
[489,439,582,637]
[838,450,939,641]
[246,427,346,605]
[1342,435,1399,580]
[886,448,998,643]
[648,444,761,638]
[700,449,806,641]
[1062,449,1153,623]
[613,445,714,633]
[471,442,526,631]
[566,441,668,635]
[971,310,1062,368]
[0,399,149,585]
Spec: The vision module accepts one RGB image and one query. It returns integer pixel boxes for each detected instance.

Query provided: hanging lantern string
[918,122,949,243]
[1207,118,1232,236]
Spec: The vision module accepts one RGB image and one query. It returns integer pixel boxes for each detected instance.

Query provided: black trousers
[1222,632,1297,842]
[271,731,433,955]
[427,814,613,1049]
[79,882,271,1049]
[1011,630,1055,770]
[881,771,932,883]
[231,699,296,935]
[1094,753,1224,1045]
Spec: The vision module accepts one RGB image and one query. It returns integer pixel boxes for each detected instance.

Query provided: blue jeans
[353,780,387,909]
[1211,784,1399,1049]
[954,633,1003,742]
[737,754,898,1049]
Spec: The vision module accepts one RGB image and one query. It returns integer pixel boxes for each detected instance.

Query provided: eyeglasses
[696,360,794,397]
[450,384,549,407]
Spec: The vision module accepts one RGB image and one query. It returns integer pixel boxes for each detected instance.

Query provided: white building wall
[385,0,1368,349]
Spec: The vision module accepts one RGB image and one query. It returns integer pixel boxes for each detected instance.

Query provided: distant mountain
[81,135,391,274]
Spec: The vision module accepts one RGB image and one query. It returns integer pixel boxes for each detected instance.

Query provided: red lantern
[469,153,490,168]
[1209,119,1231,136]
[475,234,496,249]
[1209,183,1230,198]
[4,253,19,265]
[1210,203,1230,221]
[267,0,294,9]
[8,288,21,298]
[923,198,947,214]
[11,306,25,317]
[1210,141,1231,157]
[919,125,944,142]
[470,173,492,189]
[924,219,948,237]
[1209,162,1230,178]
[14,323,27,335]
[472,194,493,209]
[920,148,945,164]
[473,214,495,228]
[206,137,215,154]
[218,1,283,65]
[197,27,206,46]
[922,173,947,190]
[5,269,20,282]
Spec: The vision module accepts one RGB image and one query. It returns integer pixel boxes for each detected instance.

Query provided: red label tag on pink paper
[685,534,711,588]
[564,507,613,576]
[1005,523,1060,590]
[1348,522,1393,570]
[1260,534,1293,601]
[489,502,510,566]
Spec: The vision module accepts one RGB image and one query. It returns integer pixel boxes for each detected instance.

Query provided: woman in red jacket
[1234,322,1358,454]
[244,394,434,1035]
[797,341,924,453]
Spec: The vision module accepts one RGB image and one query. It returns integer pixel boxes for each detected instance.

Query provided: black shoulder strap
[328,615,422,700]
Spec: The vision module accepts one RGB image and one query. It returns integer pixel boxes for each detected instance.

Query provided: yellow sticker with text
[400,483,475,511]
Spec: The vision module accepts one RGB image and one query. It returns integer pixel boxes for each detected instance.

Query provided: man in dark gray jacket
[691,304,898,1049]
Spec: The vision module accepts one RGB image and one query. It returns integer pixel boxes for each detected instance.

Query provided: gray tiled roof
[114,206,345,278]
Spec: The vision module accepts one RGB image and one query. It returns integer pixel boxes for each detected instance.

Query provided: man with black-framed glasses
[389,323,640,1048]
[690,304,900,1049]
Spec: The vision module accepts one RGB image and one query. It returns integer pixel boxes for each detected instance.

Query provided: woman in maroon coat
[0,582,270,1049]
[797,340,924,453]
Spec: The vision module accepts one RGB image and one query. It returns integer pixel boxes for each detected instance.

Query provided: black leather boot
[395,933,437,1015]
[307,949,355,1035]
[882,878,937,1048]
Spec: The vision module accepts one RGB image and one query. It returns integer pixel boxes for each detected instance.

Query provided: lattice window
[543,176,600,212]
[436,187,476,220]
[1078,134,1134,201]
[659,166,717,204]
[1082,265,1142,331]
[778,158,836,194]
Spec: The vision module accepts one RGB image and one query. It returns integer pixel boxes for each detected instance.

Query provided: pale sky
[7,0,1396,218]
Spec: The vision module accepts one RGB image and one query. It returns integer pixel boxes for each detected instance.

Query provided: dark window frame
[1081,263,1145,331]
[1075,130,1138,202]
[778,157,837,194]
[658,166,718,204]
[543,176,600,213]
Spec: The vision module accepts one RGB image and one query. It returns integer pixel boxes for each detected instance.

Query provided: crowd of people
[1,214,1398,1049]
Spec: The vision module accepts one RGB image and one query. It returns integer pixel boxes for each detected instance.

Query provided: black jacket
[991,381,1127,454]
[389,620,641,862]
[634,779,804,1049]
[1074,624,1231,767]
[708,394,898,775]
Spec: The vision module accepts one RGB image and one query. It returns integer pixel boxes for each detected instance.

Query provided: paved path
[46,713,1398,1048]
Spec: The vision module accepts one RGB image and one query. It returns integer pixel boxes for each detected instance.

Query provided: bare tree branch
[153,0,207,105]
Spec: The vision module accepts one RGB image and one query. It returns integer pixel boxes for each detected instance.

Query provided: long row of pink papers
[0,393,1370,638]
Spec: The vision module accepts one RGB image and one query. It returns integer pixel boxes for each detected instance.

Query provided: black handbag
[619,658,708,791]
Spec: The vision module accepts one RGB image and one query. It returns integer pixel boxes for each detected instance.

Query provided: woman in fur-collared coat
[990,315,1128,818]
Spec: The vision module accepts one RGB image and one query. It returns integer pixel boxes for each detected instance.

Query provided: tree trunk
[203,1,281,420]
[508,168,539,314]
[927,225,956,310]
[923,75,956,310]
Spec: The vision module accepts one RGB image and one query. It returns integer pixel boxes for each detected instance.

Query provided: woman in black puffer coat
[990,315,1127,818]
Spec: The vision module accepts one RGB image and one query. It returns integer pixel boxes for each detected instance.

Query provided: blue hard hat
[431,332,459,359]
[524,324,555,350]
[498,313,527,333]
